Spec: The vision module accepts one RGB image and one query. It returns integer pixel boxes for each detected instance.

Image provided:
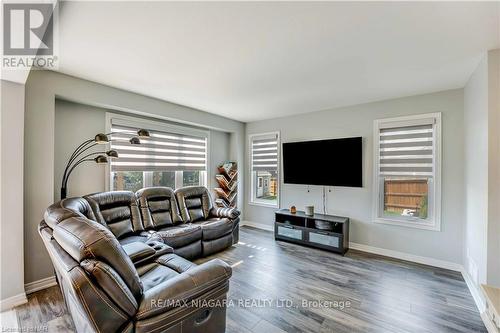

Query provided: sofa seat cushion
[151,224,202,248]
[137,254,196,292]
[157,253,196,273]
[195,218,233,241]
[138,263,179,291]
[118,234,149,245]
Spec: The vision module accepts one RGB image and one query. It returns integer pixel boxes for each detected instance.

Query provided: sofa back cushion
[52,216,143,300]
[175,186,213,222]
[84,191,144,239]
[44,197,96,229]
[39,221,132,332]
[136,187,183,229]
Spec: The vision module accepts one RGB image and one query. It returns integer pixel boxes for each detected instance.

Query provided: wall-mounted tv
[282,137,362,187]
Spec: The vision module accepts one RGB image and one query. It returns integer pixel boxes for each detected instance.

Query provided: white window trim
[105,112,209,191]
[248,131,280,208]
[372,112,442,231]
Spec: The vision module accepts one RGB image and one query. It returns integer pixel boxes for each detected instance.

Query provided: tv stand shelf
[274,209,349,254]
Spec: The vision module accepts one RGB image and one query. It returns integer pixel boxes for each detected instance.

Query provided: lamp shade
[94,155,108,164]
[106,150,119,158]
[137,129,150,139]
[129,137,141,145]
[94,133,109,144]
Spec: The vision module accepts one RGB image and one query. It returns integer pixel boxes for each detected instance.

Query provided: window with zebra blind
[249,132,280,207]
[373,113,441,231]
[108,115,208,192]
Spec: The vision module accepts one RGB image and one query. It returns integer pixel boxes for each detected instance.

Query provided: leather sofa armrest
[123,241,174,266]
[136,259,232,320]
[209,207,241,219]
[122,242,156,263]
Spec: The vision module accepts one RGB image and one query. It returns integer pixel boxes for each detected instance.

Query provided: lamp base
[60,187,67,200]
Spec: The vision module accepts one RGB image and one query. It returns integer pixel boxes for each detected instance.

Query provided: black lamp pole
[60,129,150,199]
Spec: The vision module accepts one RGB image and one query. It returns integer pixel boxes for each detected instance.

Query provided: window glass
[112,171,144,192]
[383,178,429,219]
[254,170,278,202]
[153,171,175,188]
[183,171,200,187]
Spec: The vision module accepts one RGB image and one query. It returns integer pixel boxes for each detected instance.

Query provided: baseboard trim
[480,311,498,333]
[461,269,486,312]
[349,242,463,272]
[0,293,27,311]
[25,276,57,294]
[460,270,498,333]
[240,220,274,232]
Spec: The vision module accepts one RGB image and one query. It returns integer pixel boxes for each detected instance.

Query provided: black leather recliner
[174,186,240,256]
[40,186,240,333]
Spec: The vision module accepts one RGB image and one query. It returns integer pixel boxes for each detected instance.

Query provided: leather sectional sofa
[40,186,240,333]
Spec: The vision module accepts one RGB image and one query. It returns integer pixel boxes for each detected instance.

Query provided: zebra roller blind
[251,133,278,172]
[110,122,207,172]
[378,118,435,178]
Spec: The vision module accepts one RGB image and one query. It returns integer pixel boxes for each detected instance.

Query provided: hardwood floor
[14,226,486,332]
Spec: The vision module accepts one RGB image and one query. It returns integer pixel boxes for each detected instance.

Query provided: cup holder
[147,241,165,251]
[145,240,173,256]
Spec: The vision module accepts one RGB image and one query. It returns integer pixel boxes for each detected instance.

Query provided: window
[373,113,441,230]
[250,132,279,207]
[109,117,208,191]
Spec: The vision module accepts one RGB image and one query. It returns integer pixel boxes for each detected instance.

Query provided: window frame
[105,113,209,191]
[248,131,280,208]
[372,113,442,231]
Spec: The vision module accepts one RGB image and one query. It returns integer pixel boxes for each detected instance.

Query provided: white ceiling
[57,1,499,122]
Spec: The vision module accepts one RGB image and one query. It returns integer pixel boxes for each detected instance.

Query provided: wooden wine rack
[214,162,238,208]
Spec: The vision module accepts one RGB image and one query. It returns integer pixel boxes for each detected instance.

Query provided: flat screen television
[282,137,362,187]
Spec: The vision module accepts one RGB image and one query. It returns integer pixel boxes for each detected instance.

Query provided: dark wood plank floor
[15,226,486,332]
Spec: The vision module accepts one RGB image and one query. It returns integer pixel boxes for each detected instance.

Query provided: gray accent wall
[245,89,465,265]
[25,71,244,284]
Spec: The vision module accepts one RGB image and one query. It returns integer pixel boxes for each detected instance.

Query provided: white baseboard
[0,293,27,311]
[348,242,463,272]
[24,276,57,294]
[240,220,274,232]
[480,311,498,333]
[461,269,486,312]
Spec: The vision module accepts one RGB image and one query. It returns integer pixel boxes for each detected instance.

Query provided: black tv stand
[274,209,349,255]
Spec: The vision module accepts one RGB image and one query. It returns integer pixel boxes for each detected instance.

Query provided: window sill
[248,201,279,209]
[373,217,440,231]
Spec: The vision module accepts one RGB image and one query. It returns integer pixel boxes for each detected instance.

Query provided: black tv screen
[282,137,362,187]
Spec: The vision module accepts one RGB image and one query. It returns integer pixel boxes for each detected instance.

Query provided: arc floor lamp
[60,129,150,199]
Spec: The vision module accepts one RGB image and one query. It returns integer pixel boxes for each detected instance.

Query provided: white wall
[245,89,465,264]
[464,50,500,288]
[486,50,500,286]
[25,71,244,284]
[0,80,26,309]
[464,55,489,285]
[54,100,231,200]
